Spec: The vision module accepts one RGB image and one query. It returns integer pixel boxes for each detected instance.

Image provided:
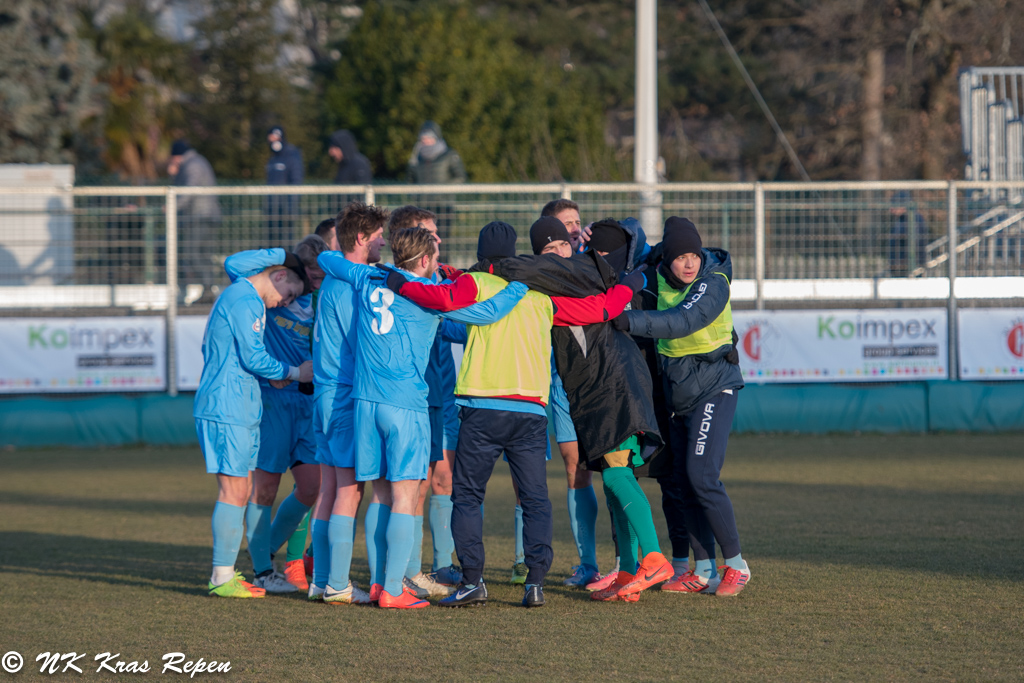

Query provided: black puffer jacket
[623,247,743,417]
[485,250,663,467]
[329,130,373,184]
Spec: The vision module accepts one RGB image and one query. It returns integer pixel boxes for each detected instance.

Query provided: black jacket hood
[329,130,360,157]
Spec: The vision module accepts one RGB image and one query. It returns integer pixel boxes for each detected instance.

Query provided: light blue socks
[311,517,330,587]
[405,515,424,579]
[567,486,599,573]
[429,494,455,571]
[269,492,311,555]
[695,558,717,580]
[514,505,525,564]
[211,501,245,568]
[327,514,355,590]
[383,513,414,598]
[365,502,391,586]
[244,502,273,575]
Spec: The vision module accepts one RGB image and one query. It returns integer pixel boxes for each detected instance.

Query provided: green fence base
[1,382,1022,448]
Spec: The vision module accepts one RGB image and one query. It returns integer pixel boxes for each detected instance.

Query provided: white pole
[166,190,178,398]
[635,0,663,240]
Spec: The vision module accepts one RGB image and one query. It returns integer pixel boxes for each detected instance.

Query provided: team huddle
[193,199,751,608]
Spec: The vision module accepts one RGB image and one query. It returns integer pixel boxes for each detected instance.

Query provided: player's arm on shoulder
[398,273,481,312]
[439,319,468,344]
[230,297,291,380]
[624,274,728,339]
[550,284,634,326]
[317,252,372,287]
[442,280,527,325]
[224,248,286,283]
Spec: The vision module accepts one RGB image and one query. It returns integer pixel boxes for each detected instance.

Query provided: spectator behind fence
[407,121,466,185]
[265,125,305,246]
[888,190,929,277]
[328,130,373,185]
[169,139,221,302]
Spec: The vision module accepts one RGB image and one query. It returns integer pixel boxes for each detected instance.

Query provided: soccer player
[221,243,322,594]
[194,251,312,598]
[390,221,642,608]
[386,206,462,595]
[615,217,750,596]
[317,227,527,608]
[308,203,388,605]
[315,217,341,252]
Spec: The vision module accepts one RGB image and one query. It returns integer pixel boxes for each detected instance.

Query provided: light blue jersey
[312,272,358,389]
[193,277,290,428]
[317,253,528,413]
[224,249,314,395]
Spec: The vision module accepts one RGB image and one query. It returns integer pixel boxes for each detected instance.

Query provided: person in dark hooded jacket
[616,216,750,597]
[407,121,467,184]
[264,125,304,246]
[328,130,373,184]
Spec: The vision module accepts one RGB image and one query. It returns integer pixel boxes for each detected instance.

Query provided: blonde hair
[390,227,437,270]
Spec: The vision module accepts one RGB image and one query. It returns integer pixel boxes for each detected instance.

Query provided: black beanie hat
[588,219,629,253]
[661,217,703,263]
[477,221,518,261]
[529,216,571,255]
[170,139,191,156]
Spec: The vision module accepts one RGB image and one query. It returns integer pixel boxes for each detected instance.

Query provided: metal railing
[1,180,1023,393]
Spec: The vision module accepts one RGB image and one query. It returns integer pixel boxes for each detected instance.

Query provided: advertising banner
[733,309,948,383]
[0,317,166,392]
[176,316,208,391]
[958,308,1024,381]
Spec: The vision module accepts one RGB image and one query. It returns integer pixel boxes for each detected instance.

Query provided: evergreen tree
[0,0,100,164]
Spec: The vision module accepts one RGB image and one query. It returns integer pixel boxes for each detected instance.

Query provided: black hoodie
[329,130,373,184]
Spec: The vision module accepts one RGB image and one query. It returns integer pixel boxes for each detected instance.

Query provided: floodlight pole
[635,0,663,239]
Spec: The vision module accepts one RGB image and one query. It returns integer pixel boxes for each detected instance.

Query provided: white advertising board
[958,308,1024,381]
[733,309,948,383]
[0,316,165,392]
[176,316,208,391]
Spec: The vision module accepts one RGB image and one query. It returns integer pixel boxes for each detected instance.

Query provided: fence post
[365,185,375,206]
[755,182,765,310]
[560,184,572,200]
[947,181,958,380]
[166,189,178,398]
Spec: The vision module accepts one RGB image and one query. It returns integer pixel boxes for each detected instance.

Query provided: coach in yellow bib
[618,217,750,597]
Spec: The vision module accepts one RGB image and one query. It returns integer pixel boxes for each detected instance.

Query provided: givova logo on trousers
[695,402,715,455]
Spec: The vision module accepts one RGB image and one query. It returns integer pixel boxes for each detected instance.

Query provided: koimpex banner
[734,309,948,383]
[958,308,1024,381]
[0,317,166,392]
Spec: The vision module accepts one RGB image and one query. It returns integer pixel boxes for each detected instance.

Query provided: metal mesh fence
[0,182,1022,318]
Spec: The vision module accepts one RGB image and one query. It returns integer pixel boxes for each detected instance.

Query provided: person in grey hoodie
[407,121,466,185]
[169,139,221,293]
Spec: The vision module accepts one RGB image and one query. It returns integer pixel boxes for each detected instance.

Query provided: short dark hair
[294,234,328,271]
[314,218,336,240]
[387,205,436,235]
[336,202,389,254]
[541,198,579,218]
[391,227,437,270]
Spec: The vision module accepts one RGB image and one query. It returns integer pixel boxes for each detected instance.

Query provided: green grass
[1,435,1022,681]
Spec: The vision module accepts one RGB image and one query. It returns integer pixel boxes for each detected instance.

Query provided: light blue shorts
[354,399,430,483]
[257,388,317,473]
[549,371,578,444]
[197,418,259,478]
[313,384,356,469]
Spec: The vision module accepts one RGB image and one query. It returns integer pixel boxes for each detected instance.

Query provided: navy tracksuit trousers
[668,389,741,560]
[451,407,553,586]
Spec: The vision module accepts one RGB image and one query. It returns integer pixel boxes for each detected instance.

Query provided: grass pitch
[1,434,1022,681]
